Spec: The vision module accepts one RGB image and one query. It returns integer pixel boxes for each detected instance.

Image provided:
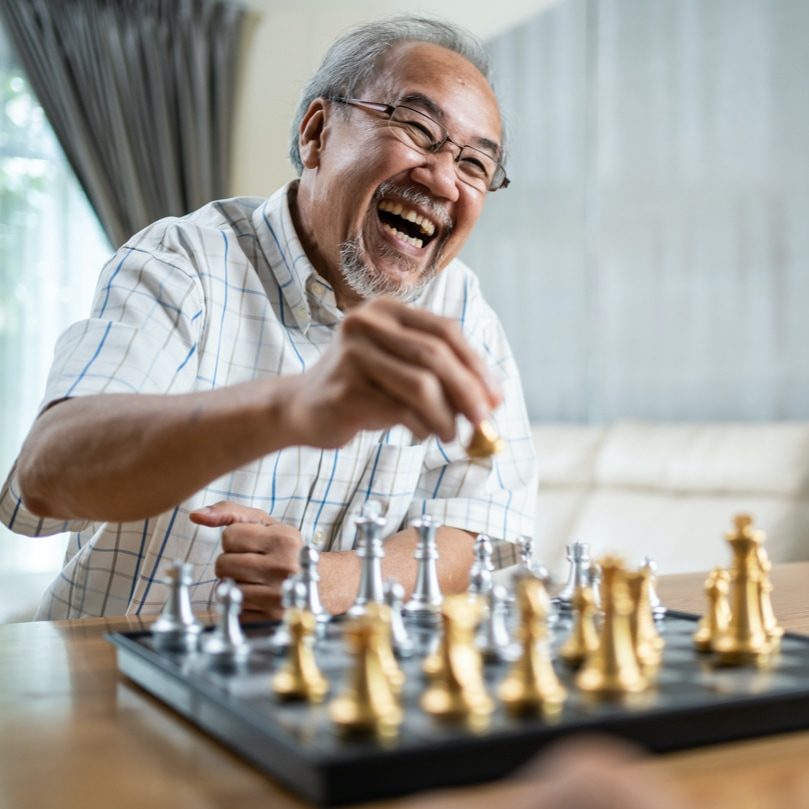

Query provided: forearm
[16,378,300,522]
[318,525,476,615]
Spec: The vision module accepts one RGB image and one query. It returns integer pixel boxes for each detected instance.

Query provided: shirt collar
[253,181,342,332]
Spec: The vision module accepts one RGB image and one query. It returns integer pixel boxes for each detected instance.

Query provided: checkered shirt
[0,182,537,619]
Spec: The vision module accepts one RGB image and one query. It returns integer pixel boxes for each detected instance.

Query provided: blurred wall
[464,0,809,422]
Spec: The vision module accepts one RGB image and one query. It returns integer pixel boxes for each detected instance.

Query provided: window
[0,26,111,587]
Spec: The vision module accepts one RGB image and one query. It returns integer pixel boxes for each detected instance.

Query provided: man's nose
[409,146,462,202]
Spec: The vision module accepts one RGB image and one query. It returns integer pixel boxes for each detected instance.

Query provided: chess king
[1,16,536,620]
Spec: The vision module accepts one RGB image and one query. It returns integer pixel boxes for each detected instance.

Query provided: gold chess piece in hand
[466,419,504,458]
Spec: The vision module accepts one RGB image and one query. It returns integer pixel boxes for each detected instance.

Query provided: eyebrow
[397,91,502,159]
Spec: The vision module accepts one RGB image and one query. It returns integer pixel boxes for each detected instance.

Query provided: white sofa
[531,421,809,578]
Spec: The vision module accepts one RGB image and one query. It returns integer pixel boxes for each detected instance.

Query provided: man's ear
[298,98,328,169]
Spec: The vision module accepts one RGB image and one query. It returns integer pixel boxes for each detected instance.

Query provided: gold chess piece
[693,567,731,653]
[559,584,600,668]
[363,602,405,695]
[271,608,329,702]
[713,515,770,665]
[329,612,403,738]
[575,557,648,698]
[626,568,664,672]
[421,595,493,724]
[466,419,504,458]
[756,546,783,651]
[499,576,566,715]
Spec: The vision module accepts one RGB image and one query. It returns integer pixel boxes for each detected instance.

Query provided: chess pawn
[329,612,403,739]
[641,557,667,620]
[421,595,493,724]
[298,545,330,633]
[713,515,770,665]
[693,568,731,653]
[587,561,603,611]
[468,534,495,597]
[384,579,414,658]
[559,584,599,668]
[576,557,647,698]
[499,577,566,715]
[466,418,504,458]
[202,579,250,669]
[151,560,203,651]
[348,507,387,618]
[756,546,784,651]
[478,584,518,663]
[626,569,664,672]
[267,577,302,655]
[271,607,329,702]
[516,535,534,570]
[555,541,592,611]
[403,515,443,625]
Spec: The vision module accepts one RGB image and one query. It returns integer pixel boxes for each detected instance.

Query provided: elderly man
[0,16,535,620]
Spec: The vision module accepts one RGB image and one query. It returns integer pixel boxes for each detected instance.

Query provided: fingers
[341,298,502,429]
[219,521,302,555]
[189,500,276,528]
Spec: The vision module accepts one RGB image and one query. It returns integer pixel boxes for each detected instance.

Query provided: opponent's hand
[190,501,302,620]
[281,297,503,449]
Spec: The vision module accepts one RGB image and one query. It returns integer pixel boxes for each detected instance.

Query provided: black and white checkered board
[108,612,809,806]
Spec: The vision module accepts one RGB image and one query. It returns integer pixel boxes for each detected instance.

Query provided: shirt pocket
[334,443,426,551]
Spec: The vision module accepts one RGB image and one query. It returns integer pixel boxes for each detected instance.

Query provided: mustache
[373,181,454,234]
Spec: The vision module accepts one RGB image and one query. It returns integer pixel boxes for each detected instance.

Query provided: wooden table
[1,564,808,809]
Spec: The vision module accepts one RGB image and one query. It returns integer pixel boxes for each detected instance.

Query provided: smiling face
[293,41,503,308]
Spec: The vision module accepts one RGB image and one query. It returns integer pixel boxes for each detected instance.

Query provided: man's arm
[16,298,501,523]
[193,501,475,618]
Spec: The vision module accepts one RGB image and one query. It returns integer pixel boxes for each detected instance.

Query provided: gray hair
[288,15,501,174]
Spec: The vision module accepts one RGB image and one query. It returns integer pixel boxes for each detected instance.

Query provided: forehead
[371,41,503,150]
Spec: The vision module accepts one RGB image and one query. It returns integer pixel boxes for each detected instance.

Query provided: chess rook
[297,545,330,633]
[202,579,250,668]
[403,515,443,625]
[151,560,203,651]
[348,506,387,618]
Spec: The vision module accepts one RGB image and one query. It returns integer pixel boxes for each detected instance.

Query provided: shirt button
[311,530,325,548]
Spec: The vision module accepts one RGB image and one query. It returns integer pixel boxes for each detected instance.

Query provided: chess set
[109,513,809,806]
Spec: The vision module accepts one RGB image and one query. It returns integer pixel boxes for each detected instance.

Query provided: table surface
[1,564,808,809]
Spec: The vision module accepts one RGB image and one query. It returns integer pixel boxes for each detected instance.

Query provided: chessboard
[109,609,809,806]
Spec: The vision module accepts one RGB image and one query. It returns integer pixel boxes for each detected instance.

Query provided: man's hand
[282,297,503,449]
[190,501,303,620]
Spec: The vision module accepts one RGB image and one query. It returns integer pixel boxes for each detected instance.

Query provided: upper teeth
[378,200,436,237]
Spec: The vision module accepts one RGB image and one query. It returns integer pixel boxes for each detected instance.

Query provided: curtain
[0,0,246,247]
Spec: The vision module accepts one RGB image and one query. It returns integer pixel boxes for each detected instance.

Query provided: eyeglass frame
[329,96,511,193]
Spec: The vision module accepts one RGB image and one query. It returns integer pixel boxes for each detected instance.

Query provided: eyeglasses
[330,97,510,193]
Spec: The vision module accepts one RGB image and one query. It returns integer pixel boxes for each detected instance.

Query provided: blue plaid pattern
[0,183,536,619]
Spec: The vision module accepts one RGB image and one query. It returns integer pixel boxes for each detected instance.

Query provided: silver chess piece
[297,544,330,633]
[641,556,667,619]
[151,560,203,651]
[202,578,250,668]
[402,514,443,625]
[267,576,302,655]
[384,578,414,658]
[347,502,387,618]
[587,560,602,611]
[554,541,593,611]
[478,583,518,662]
[468,533,495,596]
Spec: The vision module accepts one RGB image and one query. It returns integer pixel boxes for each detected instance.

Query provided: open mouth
[377,199,438,250]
